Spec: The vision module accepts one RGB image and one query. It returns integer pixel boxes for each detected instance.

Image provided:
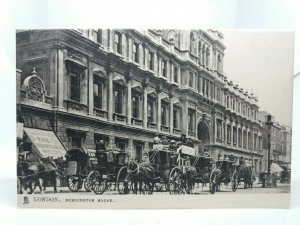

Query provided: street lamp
[266,114,273,185]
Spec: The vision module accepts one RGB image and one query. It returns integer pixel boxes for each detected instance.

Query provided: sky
[222,31,294,127]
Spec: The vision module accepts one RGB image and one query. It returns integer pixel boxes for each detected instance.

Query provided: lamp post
[266,114,273,186]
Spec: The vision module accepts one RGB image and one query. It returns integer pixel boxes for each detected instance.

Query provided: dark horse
[17,157,58,194]
[237,165,253,188]
[126,159,154,194]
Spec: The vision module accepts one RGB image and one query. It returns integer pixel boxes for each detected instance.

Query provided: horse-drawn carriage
[62,148,127,194]
[209,159,238,194]
[116,144,176,194]
[168,145,214,194]
[236,161,255,188]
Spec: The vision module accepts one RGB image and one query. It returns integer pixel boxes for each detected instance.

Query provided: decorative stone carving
[22,68,46,102]
[67,49,83,62]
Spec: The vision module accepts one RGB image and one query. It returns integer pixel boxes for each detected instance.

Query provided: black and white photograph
[15,28,293,208]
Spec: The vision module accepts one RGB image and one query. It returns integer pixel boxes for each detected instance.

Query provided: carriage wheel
[231,171,238,192]
[67,176,82,192]
[209,170,218,194]
[17,177,22,194]
[84,170,98,192]
[116,166,131,194]
[93,171,108,195]
[169,167,184,195]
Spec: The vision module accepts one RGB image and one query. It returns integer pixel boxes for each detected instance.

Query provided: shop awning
[270,163,284,173]
[24,127,66,159]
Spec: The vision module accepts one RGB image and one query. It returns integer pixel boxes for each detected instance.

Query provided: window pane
[70,74,80,102]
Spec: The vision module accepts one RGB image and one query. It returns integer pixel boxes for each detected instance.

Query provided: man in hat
[153,133,161,144]
[229,152,235,162]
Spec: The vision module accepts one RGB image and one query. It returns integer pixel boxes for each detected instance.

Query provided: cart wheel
[209,170,218,194]
[116,166,131,194]
[231,172,238,192]
[93,171,108,195]
[84,170,98,192]
[67,176,82,192]
[169,167,184,195]
[17,177,22,194]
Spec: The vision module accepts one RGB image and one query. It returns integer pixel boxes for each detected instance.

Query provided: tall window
[243,130,247,148]
[70,73,80,102]
[233,127,237,145]
[147,99,155,122]
[174,67,178,83]
[149,51,154,70]
[188,110,195,131]
[227,125,231,143]
[132,94,140,118]
[238,129,242,146]
[114,88,123,114]
[206,80,209,97]
[216,119,222,140]
[133,42,139,63]
[216,88,221,102]
[189,72,194,88]
[114,32,122,54]
[202,78,205,95]
[248,133,251,148]
[135,144,143,163]
[161,104,168,126]
[93,78,103,109]
[162,60,167,77]
[173,109,179,129]
[254,133,258,149]
[93,29,102,44]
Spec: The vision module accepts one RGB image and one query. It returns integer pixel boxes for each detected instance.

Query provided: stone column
[127,78,132,125]
[127,34,133,62]
[170,61,174,83]
[236,124,239,148]
[108,71,114,121]
[57,46,64,109]
[144,141,150,152]
[231,122,234,147]
[224,119,228,145]
[144,45,149,70]
[169,97,174,134]
[139,44,144,68]
[214,114,217,144]
[88,59,94,115]
[178,67,182,86]
[166,60,170,81]
[143,88,148,129]
[121,33,127,58]
[181,99,188,136]
[157,92,162,132]
[109,29,114,53]
[16,69,22,104]
[158,54,162,77]
[246,129,249,150]
[241,127,244,150]
[154,52,158,75]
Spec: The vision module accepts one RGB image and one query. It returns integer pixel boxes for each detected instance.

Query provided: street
[19,182,290,195]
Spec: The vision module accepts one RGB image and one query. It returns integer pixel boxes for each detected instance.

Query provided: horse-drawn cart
[209,159,238,194]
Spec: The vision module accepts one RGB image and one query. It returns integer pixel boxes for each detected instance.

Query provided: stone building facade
[16,29,264,171]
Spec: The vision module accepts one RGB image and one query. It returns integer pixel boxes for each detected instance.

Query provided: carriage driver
[229,153,235,162]
[96,139,106,151]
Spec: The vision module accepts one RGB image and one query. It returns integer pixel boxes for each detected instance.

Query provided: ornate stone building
[16,29,264,172]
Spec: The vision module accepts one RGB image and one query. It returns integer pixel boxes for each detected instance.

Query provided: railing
[94,107,108,118]
[132,118,143,126]
[161,125,170,132]
[64,100,88,113]
[173,128,181,135]
[113,113,127,123]
[148,122,157,130]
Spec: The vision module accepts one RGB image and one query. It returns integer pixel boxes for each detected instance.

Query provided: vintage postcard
[16,29,293,208]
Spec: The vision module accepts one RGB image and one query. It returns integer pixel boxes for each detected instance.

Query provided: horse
[17,157,58,194]
[237,165,253,188]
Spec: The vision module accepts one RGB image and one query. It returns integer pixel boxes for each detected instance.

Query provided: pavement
[20,181,291,195]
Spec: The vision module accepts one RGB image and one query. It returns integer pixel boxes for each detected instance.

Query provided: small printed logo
[23,196,29,204]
